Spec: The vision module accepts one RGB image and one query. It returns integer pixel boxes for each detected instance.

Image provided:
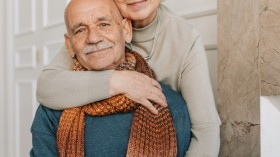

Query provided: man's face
[65,0,132,70]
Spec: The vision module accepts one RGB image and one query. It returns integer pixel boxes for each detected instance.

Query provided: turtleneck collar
[132,4,166,43]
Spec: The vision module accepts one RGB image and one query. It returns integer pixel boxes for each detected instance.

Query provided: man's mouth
[83,43,113,54]
[127,0,147,6]
[85,47,111,54]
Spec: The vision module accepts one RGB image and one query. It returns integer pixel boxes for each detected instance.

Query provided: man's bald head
[63,0,132,71]
[64,0,123,34]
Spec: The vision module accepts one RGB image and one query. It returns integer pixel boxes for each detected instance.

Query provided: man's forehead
[68,14,113,27]
[65,0,123,32]
[67,3,120,20]
[67,0,119,15]
[68,5,114,20]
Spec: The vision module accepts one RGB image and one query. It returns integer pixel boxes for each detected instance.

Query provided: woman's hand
[110,70,167,114]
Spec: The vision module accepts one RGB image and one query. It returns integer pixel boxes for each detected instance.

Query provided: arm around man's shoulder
[36,46,113,109]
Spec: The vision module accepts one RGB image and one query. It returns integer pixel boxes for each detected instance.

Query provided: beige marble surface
[218,0,260,156]
[260,0,280,96]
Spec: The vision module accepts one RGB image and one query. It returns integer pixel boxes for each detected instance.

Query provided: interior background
[0,0,217,156]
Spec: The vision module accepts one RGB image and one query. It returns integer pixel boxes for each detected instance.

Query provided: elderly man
[30,0,191,156]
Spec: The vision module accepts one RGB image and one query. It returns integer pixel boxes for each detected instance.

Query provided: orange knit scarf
[57,50,177,157]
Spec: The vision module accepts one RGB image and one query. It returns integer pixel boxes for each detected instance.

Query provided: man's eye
[100,23,110,27]
[75,28,86,34]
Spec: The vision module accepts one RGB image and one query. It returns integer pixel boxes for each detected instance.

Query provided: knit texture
[56,50,177,157]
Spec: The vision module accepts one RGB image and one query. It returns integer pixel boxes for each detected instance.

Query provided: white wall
[261,96,280,157]
[0,0,6,156]
[164,0,216,12]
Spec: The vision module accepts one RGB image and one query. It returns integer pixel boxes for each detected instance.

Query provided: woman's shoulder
[159,4,200,38]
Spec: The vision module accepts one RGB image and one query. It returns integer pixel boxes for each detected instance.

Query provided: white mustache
[82,42,113,54]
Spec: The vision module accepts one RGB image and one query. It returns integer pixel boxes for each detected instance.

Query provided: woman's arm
[36,46,113,109]
[181,36,221,157]
[37,46,167,112]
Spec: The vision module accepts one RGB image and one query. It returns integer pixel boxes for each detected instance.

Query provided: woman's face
[114,0,160,28]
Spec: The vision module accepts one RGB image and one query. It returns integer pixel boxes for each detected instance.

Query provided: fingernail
[154,110,159,115]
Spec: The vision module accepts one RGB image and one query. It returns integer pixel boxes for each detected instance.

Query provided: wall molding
[6,0,15,156]
[14,0,36,36]
[178,5,217,51]
[15,46,37,69]
[15,80,37,157]
[42,0,69,29]
[42,41,64,65]
[0,0,6,156]
[179,5,217,20]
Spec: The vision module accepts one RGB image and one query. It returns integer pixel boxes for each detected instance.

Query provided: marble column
[218,0,260,156]
[260,0,280,96]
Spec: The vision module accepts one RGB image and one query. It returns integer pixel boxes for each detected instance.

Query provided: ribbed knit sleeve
[36,46,112,110]
[180,36,221,157]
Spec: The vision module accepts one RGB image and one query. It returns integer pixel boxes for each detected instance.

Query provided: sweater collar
[132,4,166,43]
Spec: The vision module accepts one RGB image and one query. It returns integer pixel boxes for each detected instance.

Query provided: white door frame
[5,0,16,156]
[4,0,69,156]
[0,0,6,156]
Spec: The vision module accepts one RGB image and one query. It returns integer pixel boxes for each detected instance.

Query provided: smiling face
[64,0,132,70]
[113,0,161,28]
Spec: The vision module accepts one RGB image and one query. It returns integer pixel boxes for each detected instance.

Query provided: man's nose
[86,28,103,44]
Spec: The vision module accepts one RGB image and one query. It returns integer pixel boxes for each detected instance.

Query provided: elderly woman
[36,0,221,156]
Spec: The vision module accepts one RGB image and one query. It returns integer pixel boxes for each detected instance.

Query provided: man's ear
[64,33,76,58]
[121,18,132,43]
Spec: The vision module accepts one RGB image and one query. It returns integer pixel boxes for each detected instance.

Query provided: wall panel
[15,80,36,157]
[0,0,6,156]
[186,14,217,49]
[15,46,37,69]
[14,0,35,35]
[43,0,69,28]
[43,41,64,65]
[164,0,216,13]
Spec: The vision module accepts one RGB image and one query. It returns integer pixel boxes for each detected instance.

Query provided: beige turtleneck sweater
[37,4,221,157]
